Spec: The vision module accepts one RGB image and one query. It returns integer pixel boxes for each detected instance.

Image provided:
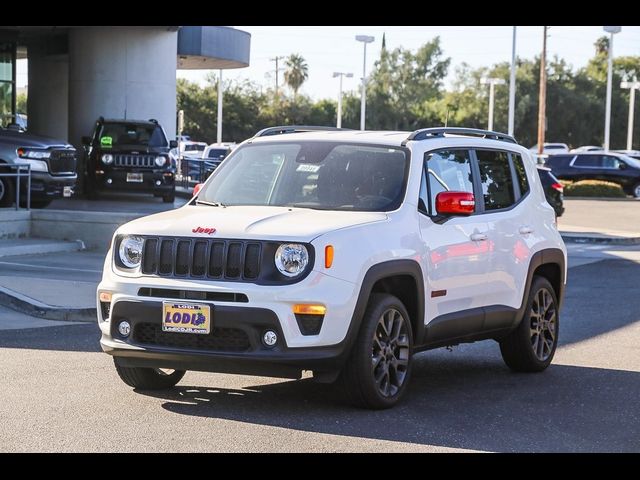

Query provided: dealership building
[0,26,251,145]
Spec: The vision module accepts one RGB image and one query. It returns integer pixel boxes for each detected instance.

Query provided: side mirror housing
[193,183,203,197]
[435,191,475,216]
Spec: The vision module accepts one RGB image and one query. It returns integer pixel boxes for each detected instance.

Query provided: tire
[162,192,175,203]
[0,175,14,208]
[114,358,186,390]
[338,293,413,409]
[500,276,559,372]
[29,200,52,209]
[632,182,640,199]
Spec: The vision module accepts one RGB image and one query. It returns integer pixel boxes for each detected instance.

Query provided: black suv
[537,166,564,217]
[545,152,640,198]
[83,118,177,202]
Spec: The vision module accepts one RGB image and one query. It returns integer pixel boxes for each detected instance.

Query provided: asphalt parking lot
[1,246,639,452]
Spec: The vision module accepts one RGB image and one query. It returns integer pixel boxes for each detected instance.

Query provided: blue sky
[176,26,640,100]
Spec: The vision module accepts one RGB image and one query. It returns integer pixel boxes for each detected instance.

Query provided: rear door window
[573,155,602,168]
[476,150,516,211]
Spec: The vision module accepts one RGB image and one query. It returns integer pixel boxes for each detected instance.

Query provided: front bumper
[95,169,174,193]
[98,269,360,378]
[22,172,77,200]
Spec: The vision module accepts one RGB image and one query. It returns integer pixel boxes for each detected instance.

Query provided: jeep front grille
[141,237,262,281]
[114,154,155,168]
[49,150,77,175]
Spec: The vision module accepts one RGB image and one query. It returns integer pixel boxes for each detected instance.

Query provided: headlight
[155,156,166,167]
[275,244,309,277]
[20,159,48,172]
[118,235,144,269]
[17,148,51,159]
[102,154,114,165]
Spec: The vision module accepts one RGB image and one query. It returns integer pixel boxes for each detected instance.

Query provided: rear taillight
[551,182,564,193]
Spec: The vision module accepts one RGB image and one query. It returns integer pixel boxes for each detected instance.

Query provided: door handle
[519,226,534,235]
[470,233,488,242]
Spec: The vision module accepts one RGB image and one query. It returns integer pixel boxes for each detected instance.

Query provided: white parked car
[97,126,567,409]
[570,145,603,153]
[529,143,569,154]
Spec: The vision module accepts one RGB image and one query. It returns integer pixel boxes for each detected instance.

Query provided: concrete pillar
[26,40,69,140]
[68,27,177,147]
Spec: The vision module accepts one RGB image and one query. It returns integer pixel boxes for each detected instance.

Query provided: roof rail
[402,127,517,146]
[253,125,351,137]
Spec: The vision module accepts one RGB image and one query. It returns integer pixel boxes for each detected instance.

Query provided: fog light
[155,180,161,186]
[262,330,277,347]
[106,178,113,184]
[118,321,131,337]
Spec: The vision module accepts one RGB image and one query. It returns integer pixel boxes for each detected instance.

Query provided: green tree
[17,93,27,113]
[284,54,309,101]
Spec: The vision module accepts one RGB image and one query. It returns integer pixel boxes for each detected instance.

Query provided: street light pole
[537,26,548,156]
[217,69,223,144]
[333,72,353,128]
[355,35,375,131]
[508,26,517,136]
[621,78,640,150]
[603,26,621,150]
[481,77,506,131]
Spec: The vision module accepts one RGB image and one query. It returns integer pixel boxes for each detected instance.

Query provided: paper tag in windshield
[296,164,320,173]
[100,136,113,147]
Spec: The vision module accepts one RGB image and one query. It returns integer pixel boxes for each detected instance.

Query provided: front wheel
[632,182,640,199]
[114,358,186,389]
[0,176,14,207]
[162,192,175,203]
[499,276,559,372]
[339,293,413,409]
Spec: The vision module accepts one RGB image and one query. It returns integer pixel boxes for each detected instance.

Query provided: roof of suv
[100,118,161,126]
[248,128,524,150]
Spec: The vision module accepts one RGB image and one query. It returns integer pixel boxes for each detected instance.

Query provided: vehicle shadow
[138,355,640,452]
[0,323,101,352]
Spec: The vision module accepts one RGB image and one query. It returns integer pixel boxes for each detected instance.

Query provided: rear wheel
[0,176,14,207]
[632,182,640,199]
[339,293,413,409]
[114,358,186,389]
[500,276,559,372]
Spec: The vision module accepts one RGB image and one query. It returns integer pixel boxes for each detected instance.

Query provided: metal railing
[0,163,31,210]
[175,155,217,190]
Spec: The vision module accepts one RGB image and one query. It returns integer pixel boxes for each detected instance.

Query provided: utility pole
[603,26,621,150]
[269,56,286,98]
[537,26,548,156]
[621,78,640,150]
[508,26,517,137]
[217,69,223,144]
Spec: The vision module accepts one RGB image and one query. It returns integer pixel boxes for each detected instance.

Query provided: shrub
[563,180,626,198]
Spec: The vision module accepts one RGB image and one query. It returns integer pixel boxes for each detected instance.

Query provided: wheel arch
[346,260,425,350]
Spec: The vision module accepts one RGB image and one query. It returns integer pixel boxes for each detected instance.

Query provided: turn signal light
[325,245,334,269]
[293,304,326,316]
[99,291,112,302]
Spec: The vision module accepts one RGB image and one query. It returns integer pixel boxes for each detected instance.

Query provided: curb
[0,285,95,323]
[560,233,640,245]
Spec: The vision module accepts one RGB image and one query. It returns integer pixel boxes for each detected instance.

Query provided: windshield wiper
[195,200,227,207]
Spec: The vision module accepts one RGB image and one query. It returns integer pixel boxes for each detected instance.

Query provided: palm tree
[284,53,309,101]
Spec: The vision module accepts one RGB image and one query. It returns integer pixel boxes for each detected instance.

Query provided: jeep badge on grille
[192,227,216,235]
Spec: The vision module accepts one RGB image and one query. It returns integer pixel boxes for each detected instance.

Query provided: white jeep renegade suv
[97,126,567,409]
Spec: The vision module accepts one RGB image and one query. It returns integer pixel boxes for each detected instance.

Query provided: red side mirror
[435,191,475,216]
[193,183,203,196]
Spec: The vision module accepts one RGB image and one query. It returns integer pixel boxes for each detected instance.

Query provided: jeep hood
[117,205,387,241]
[0,129,73,149]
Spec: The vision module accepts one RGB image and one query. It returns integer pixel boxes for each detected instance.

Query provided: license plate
[162,302,211,334]
[126,172,143,183]
[63,186,73,197]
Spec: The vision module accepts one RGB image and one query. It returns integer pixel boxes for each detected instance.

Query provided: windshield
[206,148,229,159]
[198,141,409,211]
[621,155,640,169]
[97,123,167,148]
